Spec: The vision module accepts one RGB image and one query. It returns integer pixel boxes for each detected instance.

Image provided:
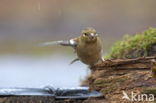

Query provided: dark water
[0,54,88,88]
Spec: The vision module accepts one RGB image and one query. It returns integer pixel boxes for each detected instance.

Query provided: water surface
[0,54,88,88]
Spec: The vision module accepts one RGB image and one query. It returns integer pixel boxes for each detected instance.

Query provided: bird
[39,27,104,66]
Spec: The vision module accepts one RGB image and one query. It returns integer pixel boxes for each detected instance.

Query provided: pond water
[0,54,88,88]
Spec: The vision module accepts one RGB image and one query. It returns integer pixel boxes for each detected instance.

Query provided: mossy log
[105,27,156,59]
[88,56,156,103]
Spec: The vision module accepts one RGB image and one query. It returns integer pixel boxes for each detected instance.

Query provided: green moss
[143,88,156,95]
[105,27,156,59]
[93,76,129,94]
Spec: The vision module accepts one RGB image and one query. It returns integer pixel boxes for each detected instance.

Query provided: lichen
[105,27,156,59]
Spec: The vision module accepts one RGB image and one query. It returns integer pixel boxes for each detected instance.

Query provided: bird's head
[81,27,98,43]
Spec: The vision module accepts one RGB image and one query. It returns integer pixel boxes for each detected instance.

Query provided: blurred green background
[0,0,156,88]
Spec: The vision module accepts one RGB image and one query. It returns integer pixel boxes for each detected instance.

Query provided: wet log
[88,56,156,103]
[93,56,156,70]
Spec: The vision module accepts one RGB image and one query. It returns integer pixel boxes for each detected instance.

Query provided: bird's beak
[89,33,97,40]
[90,33,95,37]
[90,33,98,38]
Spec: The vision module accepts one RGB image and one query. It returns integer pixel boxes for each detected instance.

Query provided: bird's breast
[76,41,102,65]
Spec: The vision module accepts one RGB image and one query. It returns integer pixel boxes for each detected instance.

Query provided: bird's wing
[70,58,79,64]
[38,39,77,47]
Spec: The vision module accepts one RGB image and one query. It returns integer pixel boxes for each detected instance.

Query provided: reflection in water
[0,54,88,88]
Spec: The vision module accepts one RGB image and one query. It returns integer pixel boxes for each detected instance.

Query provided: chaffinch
[40,27,104,66]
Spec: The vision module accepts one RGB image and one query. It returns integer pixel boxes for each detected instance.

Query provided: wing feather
[38,39,77,47]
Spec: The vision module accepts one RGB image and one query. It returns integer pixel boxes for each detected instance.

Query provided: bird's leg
[88,58,104,70]
[70,58,79,64]
[95,58,104,65]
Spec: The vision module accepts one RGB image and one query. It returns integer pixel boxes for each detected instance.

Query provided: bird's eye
[84,33,88,36]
